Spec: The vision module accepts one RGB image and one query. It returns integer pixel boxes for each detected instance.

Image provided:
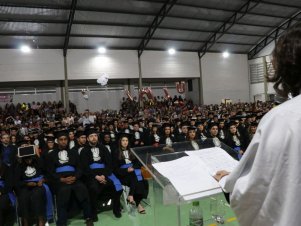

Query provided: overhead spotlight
[168,48,176,55]
[20,45,31,53]
[222,51,229,58]
[98,47,106,53]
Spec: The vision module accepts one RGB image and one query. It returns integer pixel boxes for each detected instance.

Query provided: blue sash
[56,165,75,173]
[89,163,123,192]
[120,163,143,181]
[0,180,16,206]
[234,146,242,160]
[25,175,54,221]
[89,163,105,169]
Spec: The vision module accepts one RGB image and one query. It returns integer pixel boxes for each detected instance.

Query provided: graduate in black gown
[14,142,53,226]
[71,130,87,155]
[80,128,122,221]
[186,126,203,150]
[159,123,176,147]
[0,152,15,226]
[224,121,248,159]
[113,133,148,214]
[0,133,17,168]
[147,124,161,147]
[101,131,118,162]
[46,130,93,226]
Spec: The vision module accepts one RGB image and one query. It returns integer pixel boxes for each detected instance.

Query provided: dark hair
[268,23,301,97]
[118,136,134,160]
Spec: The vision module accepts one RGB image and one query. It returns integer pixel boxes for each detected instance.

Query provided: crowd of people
[0,97,276,226]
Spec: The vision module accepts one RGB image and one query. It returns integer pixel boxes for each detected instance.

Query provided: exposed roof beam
[134,0,301,9]
[252,0,301,8]
[0,44,247,54]
[63,0,77,56]
[0,15,276,29]
[0,32,256,45]
[0,25,264,37]
[132,0,293,20]
[137,0,178,57]
[248,10,301,59]
[197,0,263,58]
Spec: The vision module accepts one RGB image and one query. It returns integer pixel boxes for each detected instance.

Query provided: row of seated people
[0,129,149,226]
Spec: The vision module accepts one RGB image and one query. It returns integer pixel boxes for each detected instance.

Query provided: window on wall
[266,62,275,77]
[249,63,264,84]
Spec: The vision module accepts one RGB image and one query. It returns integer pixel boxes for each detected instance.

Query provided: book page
[152,156,221,200]
[185,147,239,176]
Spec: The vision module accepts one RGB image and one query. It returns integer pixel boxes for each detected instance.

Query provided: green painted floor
[44,180,239,226]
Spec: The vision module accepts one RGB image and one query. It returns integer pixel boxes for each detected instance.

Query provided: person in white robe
[214,23,301,226]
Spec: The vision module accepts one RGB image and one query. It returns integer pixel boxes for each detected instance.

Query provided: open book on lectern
[152,147,239,201]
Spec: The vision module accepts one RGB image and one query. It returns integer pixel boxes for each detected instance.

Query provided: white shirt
[220,94,301,226]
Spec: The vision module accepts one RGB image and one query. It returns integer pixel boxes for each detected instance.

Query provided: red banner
[0,95,12,103]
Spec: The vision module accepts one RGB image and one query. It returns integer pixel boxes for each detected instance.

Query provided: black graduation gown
[159,135,177,145]
[0,160,14,226]
[80,144,121,215]
[14,157,46,219]
[113,150,148,200]
[132,131,145,147]
[176,133,187,142]
[148,133,161,146]
[46,148,92,224]
[0,144,17,168]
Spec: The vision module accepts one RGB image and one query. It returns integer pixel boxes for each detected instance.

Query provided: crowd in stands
[0,97,275,225]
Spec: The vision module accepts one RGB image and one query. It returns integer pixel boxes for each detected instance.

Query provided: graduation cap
[10,127,19,131]
[117,132,133,141]
[188,126,197,131]
[68,126,77,133]
[218,119,225,123]
[107,121,114,126]
[250,122,258,127]
[17,140,31,147]
[228,121,238,127]
[85,127,98,136]
[76,130,86,138]
[207,122,219,130]
[181,121,190,127]
[17,145,36,158]
[162,123,171,128]
[101,131,111,137]
[45,135,55,142]
[195,121,204,127]
[152,123,161,128]
[54,129,69,138]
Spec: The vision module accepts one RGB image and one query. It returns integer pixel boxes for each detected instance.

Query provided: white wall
[69,89,125,113]
[201,53,250,104]
[0,49,64,82]
[140,51,199,78]
[0,49,253,109]
[67,50,139,80]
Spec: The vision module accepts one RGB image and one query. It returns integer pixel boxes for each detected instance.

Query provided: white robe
[221,94,301,226]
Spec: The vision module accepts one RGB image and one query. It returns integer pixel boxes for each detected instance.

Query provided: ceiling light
[168,48,176,55]
[98,47,106,53]
[20,45,31,53]
[222,51,229,58]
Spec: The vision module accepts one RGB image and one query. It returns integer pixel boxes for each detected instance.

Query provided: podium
[132,139,239,226]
